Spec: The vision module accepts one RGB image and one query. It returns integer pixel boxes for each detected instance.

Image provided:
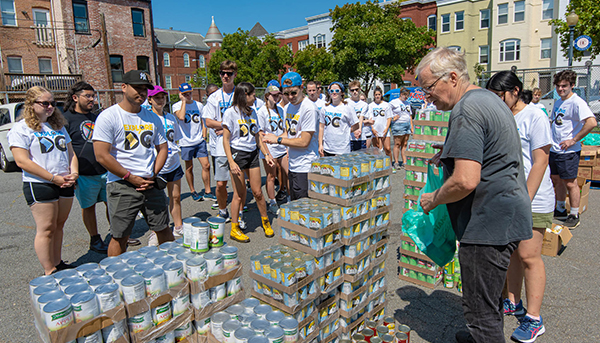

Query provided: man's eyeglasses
[219,71,234,77]
[350,88,360,92]
[422,73,448,94]
[35,101,56,108]
[283,90,298,97]
[78,93,95,100]
[329,89,341,94]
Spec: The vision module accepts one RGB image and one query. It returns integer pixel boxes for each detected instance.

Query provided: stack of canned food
[415,108,451,122]
[311,150,391,179]
[349,318,412,343]
[443,252,462,292]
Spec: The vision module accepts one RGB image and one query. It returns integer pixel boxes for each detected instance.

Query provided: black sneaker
[563,214,580,228]
[276,189,288,203]
[455,331,476,343]
[55,260,74,271]
[89,235,108,254]
[553,208,568,219]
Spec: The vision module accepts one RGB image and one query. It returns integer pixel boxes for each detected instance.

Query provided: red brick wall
[399,1,437,87]
[156,48,208,89]
[278,35,309,54]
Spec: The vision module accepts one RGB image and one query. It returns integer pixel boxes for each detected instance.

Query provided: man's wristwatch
[277,137,283,145]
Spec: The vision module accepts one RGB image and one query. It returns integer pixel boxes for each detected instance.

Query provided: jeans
[459,242,519,343]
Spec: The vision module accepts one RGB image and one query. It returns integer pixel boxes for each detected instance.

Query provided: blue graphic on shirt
[34,130,66,154]
[324,111,342,128]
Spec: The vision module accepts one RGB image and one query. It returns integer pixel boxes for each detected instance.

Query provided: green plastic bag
[582,133,600,146]
[402,164,456,267]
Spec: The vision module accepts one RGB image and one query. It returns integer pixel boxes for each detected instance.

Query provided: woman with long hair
[257,82,289,214]
[318,82,359,156]
[486,71,552,343]
[368,86,392,157]
[222,82,275,243]
[389,87,413,173]
[8,86,79,275]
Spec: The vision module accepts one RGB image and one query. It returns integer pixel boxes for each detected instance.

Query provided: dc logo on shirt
[38,135,67,154]
[270,118,283,132]
[166,128,175,142]
[238,119,258,137]
[354,108,362,118]
[79,120,95,142]
[552,108,565,126]
[286,114,300,136]
[185,111,201,124]
[124,130,153,150]
[373,108,386,117]
[324,112,342,128]
[219,101,231,116]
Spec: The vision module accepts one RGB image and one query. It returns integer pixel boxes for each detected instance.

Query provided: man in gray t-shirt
[416,48,532,343]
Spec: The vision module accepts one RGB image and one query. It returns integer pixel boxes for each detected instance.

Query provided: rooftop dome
[205,16,223,43]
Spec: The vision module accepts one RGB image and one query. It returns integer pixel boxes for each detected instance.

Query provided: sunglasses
[35,101,57,108]
[219,71,234,77]
[283,90,298,97]
[350,88,360,92]
[329,89,341,94]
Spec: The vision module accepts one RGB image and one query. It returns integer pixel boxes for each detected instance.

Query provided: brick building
[204,16,223,65]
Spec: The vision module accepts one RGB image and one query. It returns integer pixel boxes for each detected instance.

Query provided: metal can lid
[38,290,65,305]
[29,275,56,288]
[105,262,128,274]
[59,276,85,288]
[64,282,91,296]
[95,282,119,294]
[248,336,268,343]
[270,262,283,270]
[250,254,263,261]
[281,256,295,264]
[133,262,155,275]
[154,256,175,267]
[376,325,389,334]
[43,297,72,313]
[121,274,145,287]
[259,257,272,264]
[220,246,238,255]
[164,261,183,271]
[158,241,178,251]
[186,256,207,267]
[211,311,231,324]
[207,216,226,224]
[279,317,298,329]
[183,216,202,224]
[240,312,259,325]
[204,251,223,260]
[119,250,142,261]
[265,325,284,338]
[75,262,100,274]
[52,269,79,281]
[225,304,245,316]
[265,310,285,323]
[370,338,382,343]
[146,251,167,261]
[126,256,148,266]
[33,283,59,296]
[362,328,374,335]
[88,275,113,287]
[250,318,270,332]
[142,267,165,279]
[234,327,256,339]
[280,266,295,274]
[70,290,96,304]
[397,324,411,332]
[83,268,106,280]
[382,334,394,342]
[302,254,314,262]
[292,260,304,267]
[137,246,159,256]
[176,251,196,262]
[113,268,135,281]
[253,304,272,316]
[223,319,241,332]
[167,246,186,257]
[192,221,209,228]
[241,298,260,310]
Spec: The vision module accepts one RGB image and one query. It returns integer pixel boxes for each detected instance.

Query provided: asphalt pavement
[0,162,598,342]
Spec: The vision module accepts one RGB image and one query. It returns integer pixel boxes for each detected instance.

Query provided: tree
[550,0,600,61]
[292,45,338,85]
[329,1,436,93]
[205,29,293,87]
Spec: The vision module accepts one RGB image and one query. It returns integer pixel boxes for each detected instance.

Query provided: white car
[0,102,24,172]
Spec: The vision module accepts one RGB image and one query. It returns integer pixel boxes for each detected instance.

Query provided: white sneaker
[173,226,184,237]
[147,232,158,246]
[239,218,247,230]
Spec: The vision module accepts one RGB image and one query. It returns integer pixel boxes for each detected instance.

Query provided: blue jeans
[459,242,518,342]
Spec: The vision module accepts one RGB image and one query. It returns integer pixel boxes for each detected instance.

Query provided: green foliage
[550,0,599,60]
[473,63,486,85]
[190,68,208,89]
[205,29,293,88]
[292,45,338,85]
[329,1,436,93]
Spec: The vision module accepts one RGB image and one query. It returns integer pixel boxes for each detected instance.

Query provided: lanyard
[221,87,235,119]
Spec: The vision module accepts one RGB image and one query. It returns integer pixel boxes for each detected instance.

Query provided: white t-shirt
[222,107,261,153]
[156,113,182,174]
[93,104,167,183]
[312,98,326,115]
[252,98,265,112]
[514,104,555,213]
[203,88,234,157]
[320,103,358,155]
[531,102,547,115]
[171,100,204,147]
[8,121,72,183]
[257,105,288,158]
[368,101,392,137]
[285,97,319,173]
[550,93,595,154]
[346,98,369,140]
[389,98,412,123]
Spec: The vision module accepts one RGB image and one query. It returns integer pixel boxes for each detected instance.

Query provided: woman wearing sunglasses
[368,86,393,157]
[318,82,360,156]
[8,86,79,275]
[222,82,275,242]
[257,81,289,214]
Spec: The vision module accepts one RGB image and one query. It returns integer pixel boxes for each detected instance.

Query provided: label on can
[44,306,74,331]
[171,294,190,317]
[226,277,241,296]
[128,311,152,333]
[152,302,172,325]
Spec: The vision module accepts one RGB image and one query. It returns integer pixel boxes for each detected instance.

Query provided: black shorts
[549,151,580,180]
[351,140,366,151]
[232,148,260,170]
[159,166,184,182]
[23,182,75,206]
[288,171,309,200]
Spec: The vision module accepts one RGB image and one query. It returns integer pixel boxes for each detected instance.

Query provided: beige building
[436,0,492,82]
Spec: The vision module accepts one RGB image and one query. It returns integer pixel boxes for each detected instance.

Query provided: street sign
[575,35,592,51]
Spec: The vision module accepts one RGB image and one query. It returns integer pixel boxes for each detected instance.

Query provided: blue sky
[152,1,360,36]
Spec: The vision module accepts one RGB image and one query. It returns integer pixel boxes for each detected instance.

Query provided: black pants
[288,171,308,200]
[459,242,518,343]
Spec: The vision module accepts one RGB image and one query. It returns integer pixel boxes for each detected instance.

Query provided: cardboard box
[579,146,597,166]
[592,166,600,181]
[565,180,591,214]
[577,166,592,179]
[541,224,573,257]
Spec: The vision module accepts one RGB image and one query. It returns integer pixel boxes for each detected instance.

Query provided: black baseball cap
[122,70,154,89]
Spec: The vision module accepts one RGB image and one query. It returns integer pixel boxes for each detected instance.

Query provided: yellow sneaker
[262,217,274,238]
[230,223,250,243]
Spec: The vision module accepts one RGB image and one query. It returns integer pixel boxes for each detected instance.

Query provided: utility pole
[100,13,115,105]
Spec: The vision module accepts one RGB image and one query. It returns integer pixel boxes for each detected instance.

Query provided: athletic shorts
[74,173,107,209]
[180,141,208,161]
[106,180,169,239]
[391,121,412,136]
[288,171,309,200]
[232,148,260,170]
[323,151,337,157]
[23,182,74,206]
[214,156,231,182]
[549,151,580,180]
[351,140,366,151]
[532,212,553,230]
[159,166,184,182]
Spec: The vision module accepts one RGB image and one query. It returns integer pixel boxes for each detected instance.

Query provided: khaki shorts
[532,212,553,229]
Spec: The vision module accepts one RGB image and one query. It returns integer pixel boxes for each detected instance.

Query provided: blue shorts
[74,173,107,209]
[549,151,580,180]
[159,166,184,182]
[180,141,208,161]
[391,121,412,136]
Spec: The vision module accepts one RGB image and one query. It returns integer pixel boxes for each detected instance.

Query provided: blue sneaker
[217,211,231,223]
[203,192,217,201]
[511,316,545,343]
[503,299,526,317]
[191,191,203,202]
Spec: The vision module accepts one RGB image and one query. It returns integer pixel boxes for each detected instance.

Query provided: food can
[75,262,100,276]
[240,312,259,327]
[224,304,245,320]
[158,241,178,252]
[182,216,202,248]
[265,325,285,343]
[251,254,263,275]
[128,310,152,334]
[43,298,74,331]
[362,328,375,341]
[101,319,127,343]
[164,261,185,288]
[174,322,193,342]
[292,260,307,279]
[98,256,122,270]
[352,333,365,342]
[76,330,102,343]
[370,338,382,343]
[265,310,285,326]
[154,255,175,270]
[37,290,66,313]
[381,334,394,343]
[376,325,389,336]
[191,290,211,309]
[146,250,167,263]
[270,261,283,283]
[30,275,58,302]
[58,276,86,292]
[210,283,226,302]
[222,319,242,343]
[113,268,135,293]
[280,266,296,287]
[241,297,260,312]
[142,267,168,296]
[121,275,146,304]
[125,256,148,268]
[253,304,272,319]
[250,318,270,334]
[138,245,158,256]
[208,216,226,247]
[211,312,232,342]
[104,262,128,277]
[398,324,411,341]
[133,262,155,276]
[195,317,211,335]
[220,246,239,269]
[70,291,100,323]
[95,283,121,312]
[383,316,395,334]
[395,332,408,343]
[186,256,208,282]
[191,221,210,253]
[171,294,190,317]
[205,251,224,276]
[227,277,242,296]
[167,246,186,258]
[279,317,299,342]
[64,283,91,299]
[235,327,257,342]
[82,268,106,281]
[151,300,172,325]
[248,336,269,343]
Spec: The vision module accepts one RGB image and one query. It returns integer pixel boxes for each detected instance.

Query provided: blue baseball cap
[267,79,281,88]
[328,81,345,92]
[179,83,193,93]
[281,72,302,88]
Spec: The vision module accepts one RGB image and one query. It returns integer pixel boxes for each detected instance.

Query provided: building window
[185,75,191,83]
[131,8,145,37]
[137,56,149,72]
[479,46,489,64]
[384,83,391,94]
[165,75,172,89]
[441,14,450,33]
[542,0,553,20]
[32,9,52,44]
[110,55,124,82]
[514,1,525,22]
[314,34,326,49]
[298,40,308,51]
[448,46,461,52]
[198,55,205,68]
[480,9,490,29]
[540,38,551,59]
[1,0,16,26]
[287,42,293,50]
[7,56,22,73]
[500,39,520,62]
[498,3,508,24]
[183,53,190,68]
[163,52,170,67]
[73,1,89,33]
[455,11,464,31]
[38,58,52,74]
[427,15,436,31]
